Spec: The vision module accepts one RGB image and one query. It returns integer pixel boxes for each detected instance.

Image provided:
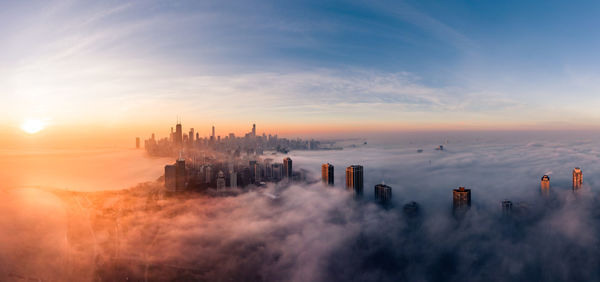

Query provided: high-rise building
[205,165,212,185]
[189,128,194,144]
[165,158,186,192]
[135,137,140,149]
[216,170,226,190]
[254,163,262,184]
[321,163,334,185]
[164,164,176,191]
[283,157,293,179]
[346,165,364,196]
[175,122,183,147]
[229,171,238,188]
[573,167,583,190]
[452,187,471,211]
[212,125,215,139]
[272,163,283,181]
[374,183,392,203]
[403,201,419,217]
[175,158,186,190]
[252,123,256,137]
[541,175,550,196]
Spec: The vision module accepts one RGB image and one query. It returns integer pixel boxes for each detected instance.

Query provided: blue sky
[3,0,600,134]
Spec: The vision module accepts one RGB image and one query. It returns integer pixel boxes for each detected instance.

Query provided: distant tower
[135,137,140,149]
[164,157,186,192]
[321,163,334,186]
[502,200,513,215]
[189,128,194,144]
[252,123,256,137]
[253,163,262,183]
[175,157,186,191]
[346,165,364,196]
[175,122,183,147]
[216,170,226,190]
[452,187,471,211]
[229,171,238,188]
[212,126,215,138]
[541,175,550,196]
[573,167,583,190]
[164,164,176,191]
[374,183,392,203]
[283,157,293,179]
[272,163,283,181]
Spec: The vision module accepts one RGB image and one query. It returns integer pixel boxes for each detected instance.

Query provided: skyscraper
[165,158,186,192]
[175,158,186,191]
[175,122,183,147]
[216,170,226,190]
[346,165,364,196]
[229,171,238,188]
[252,123,256,137]
[212,125,215,139]
[189,128,194,144]
[541,175,550,196]
[135,137,140,149]
[374,183,392,203]
[573,167,583,190]
[283,157,293,179]
[272,163,283,181]
[452,187,471,211]
[164,164,176,191]
[321,163,334,185]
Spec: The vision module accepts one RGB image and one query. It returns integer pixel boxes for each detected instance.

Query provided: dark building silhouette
[346,165,364,196]
[165,157,186,191]
[374,183,392,203]
[573,167,583,190]
[283,157,293,179]
[403,201,420,217]
[452,187,471,211]
[321,163,334,185]
[502,200,512,215]
[135,137,140,149]
[175,122,183,147]
[272,163,283,181]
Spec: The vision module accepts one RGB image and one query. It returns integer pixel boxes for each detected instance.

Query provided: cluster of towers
[451,167,585,213]
[320,163,391,204]
[539,167,583,195]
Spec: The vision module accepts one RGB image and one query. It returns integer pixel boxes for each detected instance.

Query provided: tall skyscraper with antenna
[175,119,183,147]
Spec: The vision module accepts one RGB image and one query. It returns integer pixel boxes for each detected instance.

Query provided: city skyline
[7,1,600,151]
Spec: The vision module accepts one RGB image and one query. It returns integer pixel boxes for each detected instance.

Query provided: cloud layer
[4,132,600,281]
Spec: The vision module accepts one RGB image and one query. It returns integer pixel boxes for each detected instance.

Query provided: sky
[4,0,600,147]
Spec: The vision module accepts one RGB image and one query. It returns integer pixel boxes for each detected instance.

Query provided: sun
[21,119,46,134]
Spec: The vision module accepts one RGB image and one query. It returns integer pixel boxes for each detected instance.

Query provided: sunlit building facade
[346,165,364,196]
[452,187,471,211]
[541,175,550,196]
[321,163,334,186]
[573,167,583,190]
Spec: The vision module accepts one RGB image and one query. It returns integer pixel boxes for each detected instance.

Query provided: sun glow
[21,119,46,134]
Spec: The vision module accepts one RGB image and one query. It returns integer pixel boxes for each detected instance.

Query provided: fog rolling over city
[3,132,600,281]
